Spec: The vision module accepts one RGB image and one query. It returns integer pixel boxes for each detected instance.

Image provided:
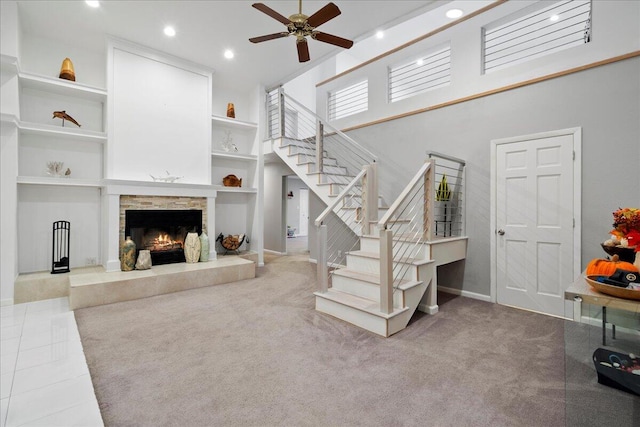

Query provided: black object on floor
[593,348,640,396]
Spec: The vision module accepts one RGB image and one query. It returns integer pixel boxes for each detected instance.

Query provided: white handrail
[282,92,378,163]
[314,167,368,227]
[378,161,431,229]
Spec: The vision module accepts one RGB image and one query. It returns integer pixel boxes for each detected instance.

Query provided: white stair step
[305,164,349,175]
[333,268,423,289]
[360,235,430,259]
[292,154,339,166]
[348,250,431,266]
[308,171,356,184]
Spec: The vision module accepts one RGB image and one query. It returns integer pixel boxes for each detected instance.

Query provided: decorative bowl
[600,243,636,263]
[585,275,640,301]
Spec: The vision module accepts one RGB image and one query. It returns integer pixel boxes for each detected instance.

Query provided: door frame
[489,127,582,308]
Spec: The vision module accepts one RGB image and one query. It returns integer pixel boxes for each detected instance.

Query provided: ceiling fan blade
[249,32,290,43]
[306,2,341,28]
[252,3,291,25]
[296,39,310,63]
[312,32,354,49]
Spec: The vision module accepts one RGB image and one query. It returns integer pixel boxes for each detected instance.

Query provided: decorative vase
[59,57,76,81]
[135,249,152,270]
[121,236,136,271]
[184,232,201,263]
[199,232,210,262]
[226,102,235,118]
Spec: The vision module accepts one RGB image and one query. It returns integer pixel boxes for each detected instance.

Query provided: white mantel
[103,180,217,272]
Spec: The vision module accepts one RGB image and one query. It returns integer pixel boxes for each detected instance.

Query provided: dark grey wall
[343,58,640,296]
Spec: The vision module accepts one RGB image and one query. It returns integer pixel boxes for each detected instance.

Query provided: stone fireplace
[103,181,218,272]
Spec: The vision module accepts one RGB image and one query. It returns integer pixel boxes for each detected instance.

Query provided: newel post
[317,224,328,293]
[316,121,324,174]
[278,88,286,138]
[423,159,435,241]
[379,227,393,314]
[363,162,378,236]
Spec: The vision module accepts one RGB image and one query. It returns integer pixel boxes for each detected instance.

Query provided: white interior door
[298,189,309,236]
[495,132,576,317]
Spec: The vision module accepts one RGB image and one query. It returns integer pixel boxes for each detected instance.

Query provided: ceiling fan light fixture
[249,1,353,63]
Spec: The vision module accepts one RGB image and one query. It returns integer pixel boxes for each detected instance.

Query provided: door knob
[497,229,505,235]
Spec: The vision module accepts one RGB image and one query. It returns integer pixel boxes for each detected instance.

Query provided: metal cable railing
[377,161,433,313]
[428,152,465,238]
[315,165,378,292]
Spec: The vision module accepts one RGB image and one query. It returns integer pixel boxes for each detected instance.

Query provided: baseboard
[264,249,287,255]
[438,285,492,302]
[579,315,640,335]
[417,303,439,314]
[308,258,317,264]
[1,298,14,306]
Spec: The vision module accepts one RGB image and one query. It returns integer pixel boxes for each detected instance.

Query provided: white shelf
[213,185,258,194]
[212,115,257,130]
[18,121,107,143]
[19,71,107,102]
[211,150,257,161]
[17,176,103,188]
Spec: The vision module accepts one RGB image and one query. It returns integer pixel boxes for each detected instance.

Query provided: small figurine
[150,170,183,183]
[59,58,76,81]
[52,111,81,127]
[222,174,242,187]
[65,168,71,176]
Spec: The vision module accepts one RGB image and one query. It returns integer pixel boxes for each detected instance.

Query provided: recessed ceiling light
[550,14,560,22]
[224,50,234,59]
[376,31,384,39]
[85,1,100,8]
[446,9,463,19]
[164,26,176,37]
[416,58,424,66]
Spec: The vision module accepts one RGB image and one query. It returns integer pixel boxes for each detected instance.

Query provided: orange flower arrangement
[610,208,640,240]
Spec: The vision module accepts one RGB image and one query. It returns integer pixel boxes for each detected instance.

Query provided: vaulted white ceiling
[17,1,447,94]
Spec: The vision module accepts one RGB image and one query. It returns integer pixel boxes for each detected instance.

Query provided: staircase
[314,234,435,337]
[266,89,467,337]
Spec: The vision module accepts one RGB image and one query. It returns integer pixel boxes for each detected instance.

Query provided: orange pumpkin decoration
[586,254,639,276]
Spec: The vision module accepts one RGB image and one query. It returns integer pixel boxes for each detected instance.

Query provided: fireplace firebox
[125,210,202,266]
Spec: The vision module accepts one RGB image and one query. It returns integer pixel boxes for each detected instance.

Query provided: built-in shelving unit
[11,65,107,273]
[211,115,260,255]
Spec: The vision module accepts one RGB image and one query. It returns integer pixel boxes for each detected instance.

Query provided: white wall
[318,1,640,129]
[0,1,20,60]
[107,41,212,184]
[20,34,106,88]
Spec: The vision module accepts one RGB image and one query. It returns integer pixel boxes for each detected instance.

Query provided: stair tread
[362,234,429,244]
[314,289,410,319]
[347,250,432,266]
[307,171,355,178]
[333,268,423,290]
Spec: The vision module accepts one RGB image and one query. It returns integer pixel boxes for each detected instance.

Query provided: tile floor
[0,298,103,427]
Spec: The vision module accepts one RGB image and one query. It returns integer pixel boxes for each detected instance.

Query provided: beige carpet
[76,254,578,426]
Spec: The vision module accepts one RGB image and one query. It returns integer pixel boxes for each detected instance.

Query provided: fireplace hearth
[125,210,202,266]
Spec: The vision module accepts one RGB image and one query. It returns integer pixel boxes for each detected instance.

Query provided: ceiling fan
[249,1,354,63]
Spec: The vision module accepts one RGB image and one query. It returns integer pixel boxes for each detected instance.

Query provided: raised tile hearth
[14,254,257,309]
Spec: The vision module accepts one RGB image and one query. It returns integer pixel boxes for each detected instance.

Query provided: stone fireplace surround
[103,180,217,272]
